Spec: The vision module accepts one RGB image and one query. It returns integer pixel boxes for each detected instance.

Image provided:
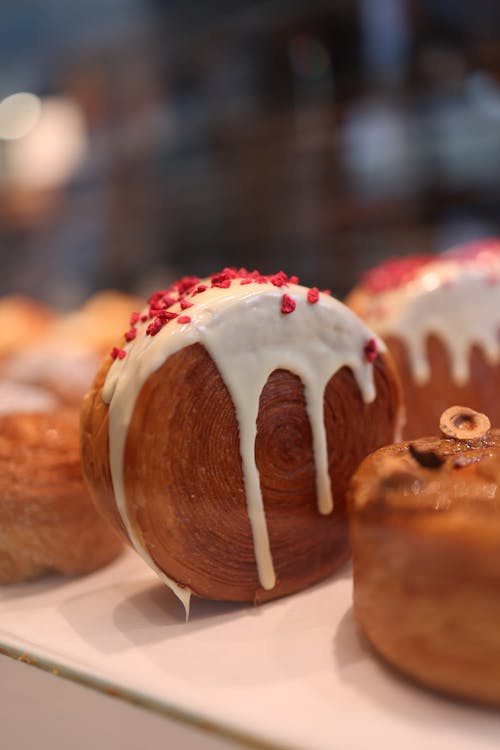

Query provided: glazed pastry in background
[0,290,137,582]
[1,339,103,407]
[0,295,54,360]
[0,290,142,407]
[345,238,500,439]
[81,268,403,612]
[0,409,123,583]
[53,290,144,356]
[0,381,58,416]
[349,406,500,707]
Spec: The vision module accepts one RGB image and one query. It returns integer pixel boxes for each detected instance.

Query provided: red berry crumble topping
[281,293,296,314]
[110,268,339,359]
[361,256,435,295]
[307,287,319,304]
[360,240,500,297]
[364,338,378,363]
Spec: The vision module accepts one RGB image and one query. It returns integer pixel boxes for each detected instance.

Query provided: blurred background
[1,0,500,308]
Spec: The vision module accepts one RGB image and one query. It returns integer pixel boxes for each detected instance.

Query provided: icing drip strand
[358,240,500,386]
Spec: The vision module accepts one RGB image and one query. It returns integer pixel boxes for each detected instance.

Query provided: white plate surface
[1,550,499,750]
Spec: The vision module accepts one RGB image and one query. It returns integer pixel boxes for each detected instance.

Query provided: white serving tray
[1,550,499,750]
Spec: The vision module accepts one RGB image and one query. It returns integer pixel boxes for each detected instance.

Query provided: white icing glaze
[102,279,383,609]
[360,254,500,386]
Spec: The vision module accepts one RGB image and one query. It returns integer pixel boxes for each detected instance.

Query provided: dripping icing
[359,252,500,386]
[103,279,382,609]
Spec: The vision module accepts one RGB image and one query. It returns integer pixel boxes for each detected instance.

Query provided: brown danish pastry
[349,406,500,706]
[81,268,402,611]
[0,291,141,582]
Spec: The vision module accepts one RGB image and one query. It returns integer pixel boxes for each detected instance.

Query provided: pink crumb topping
[124,327,137,342]
[116,267,331,346]
[307,287,319,304]
[361,255,435,295]
[364,338,378,363]
[361,239,500,296]
[281,293,296,314]
[446,237,500,261]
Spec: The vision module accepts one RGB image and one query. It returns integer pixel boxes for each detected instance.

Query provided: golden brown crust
[0,410,123,583]
[347,278,500,440]
[346,279,500,440]
[382,335,500,439]
[81,342,401,602]
[80,357,126,537]
[349,431,500,706]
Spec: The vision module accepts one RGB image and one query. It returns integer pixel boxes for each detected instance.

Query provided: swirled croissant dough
[86,269,401,611]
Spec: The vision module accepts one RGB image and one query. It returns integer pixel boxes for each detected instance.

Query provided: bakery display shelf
[1,549,499,750]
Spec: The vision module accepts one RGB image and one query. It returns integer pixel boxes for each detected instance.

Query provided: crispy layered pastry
[0,291,140,582]
[349,406,500,706]
[81,268,402,611]
[0,409,123,583]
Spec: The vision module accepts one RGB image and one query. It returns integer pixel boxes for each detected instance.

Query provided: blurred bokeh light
[1,96,86,189]
[0,93,42,141]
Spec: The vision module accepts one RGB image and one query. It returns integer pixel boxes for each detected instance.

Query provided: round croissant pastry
[0,409,123,583]
[81,268,402,609]
[349,406,500,706]
[346,238,500,439]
